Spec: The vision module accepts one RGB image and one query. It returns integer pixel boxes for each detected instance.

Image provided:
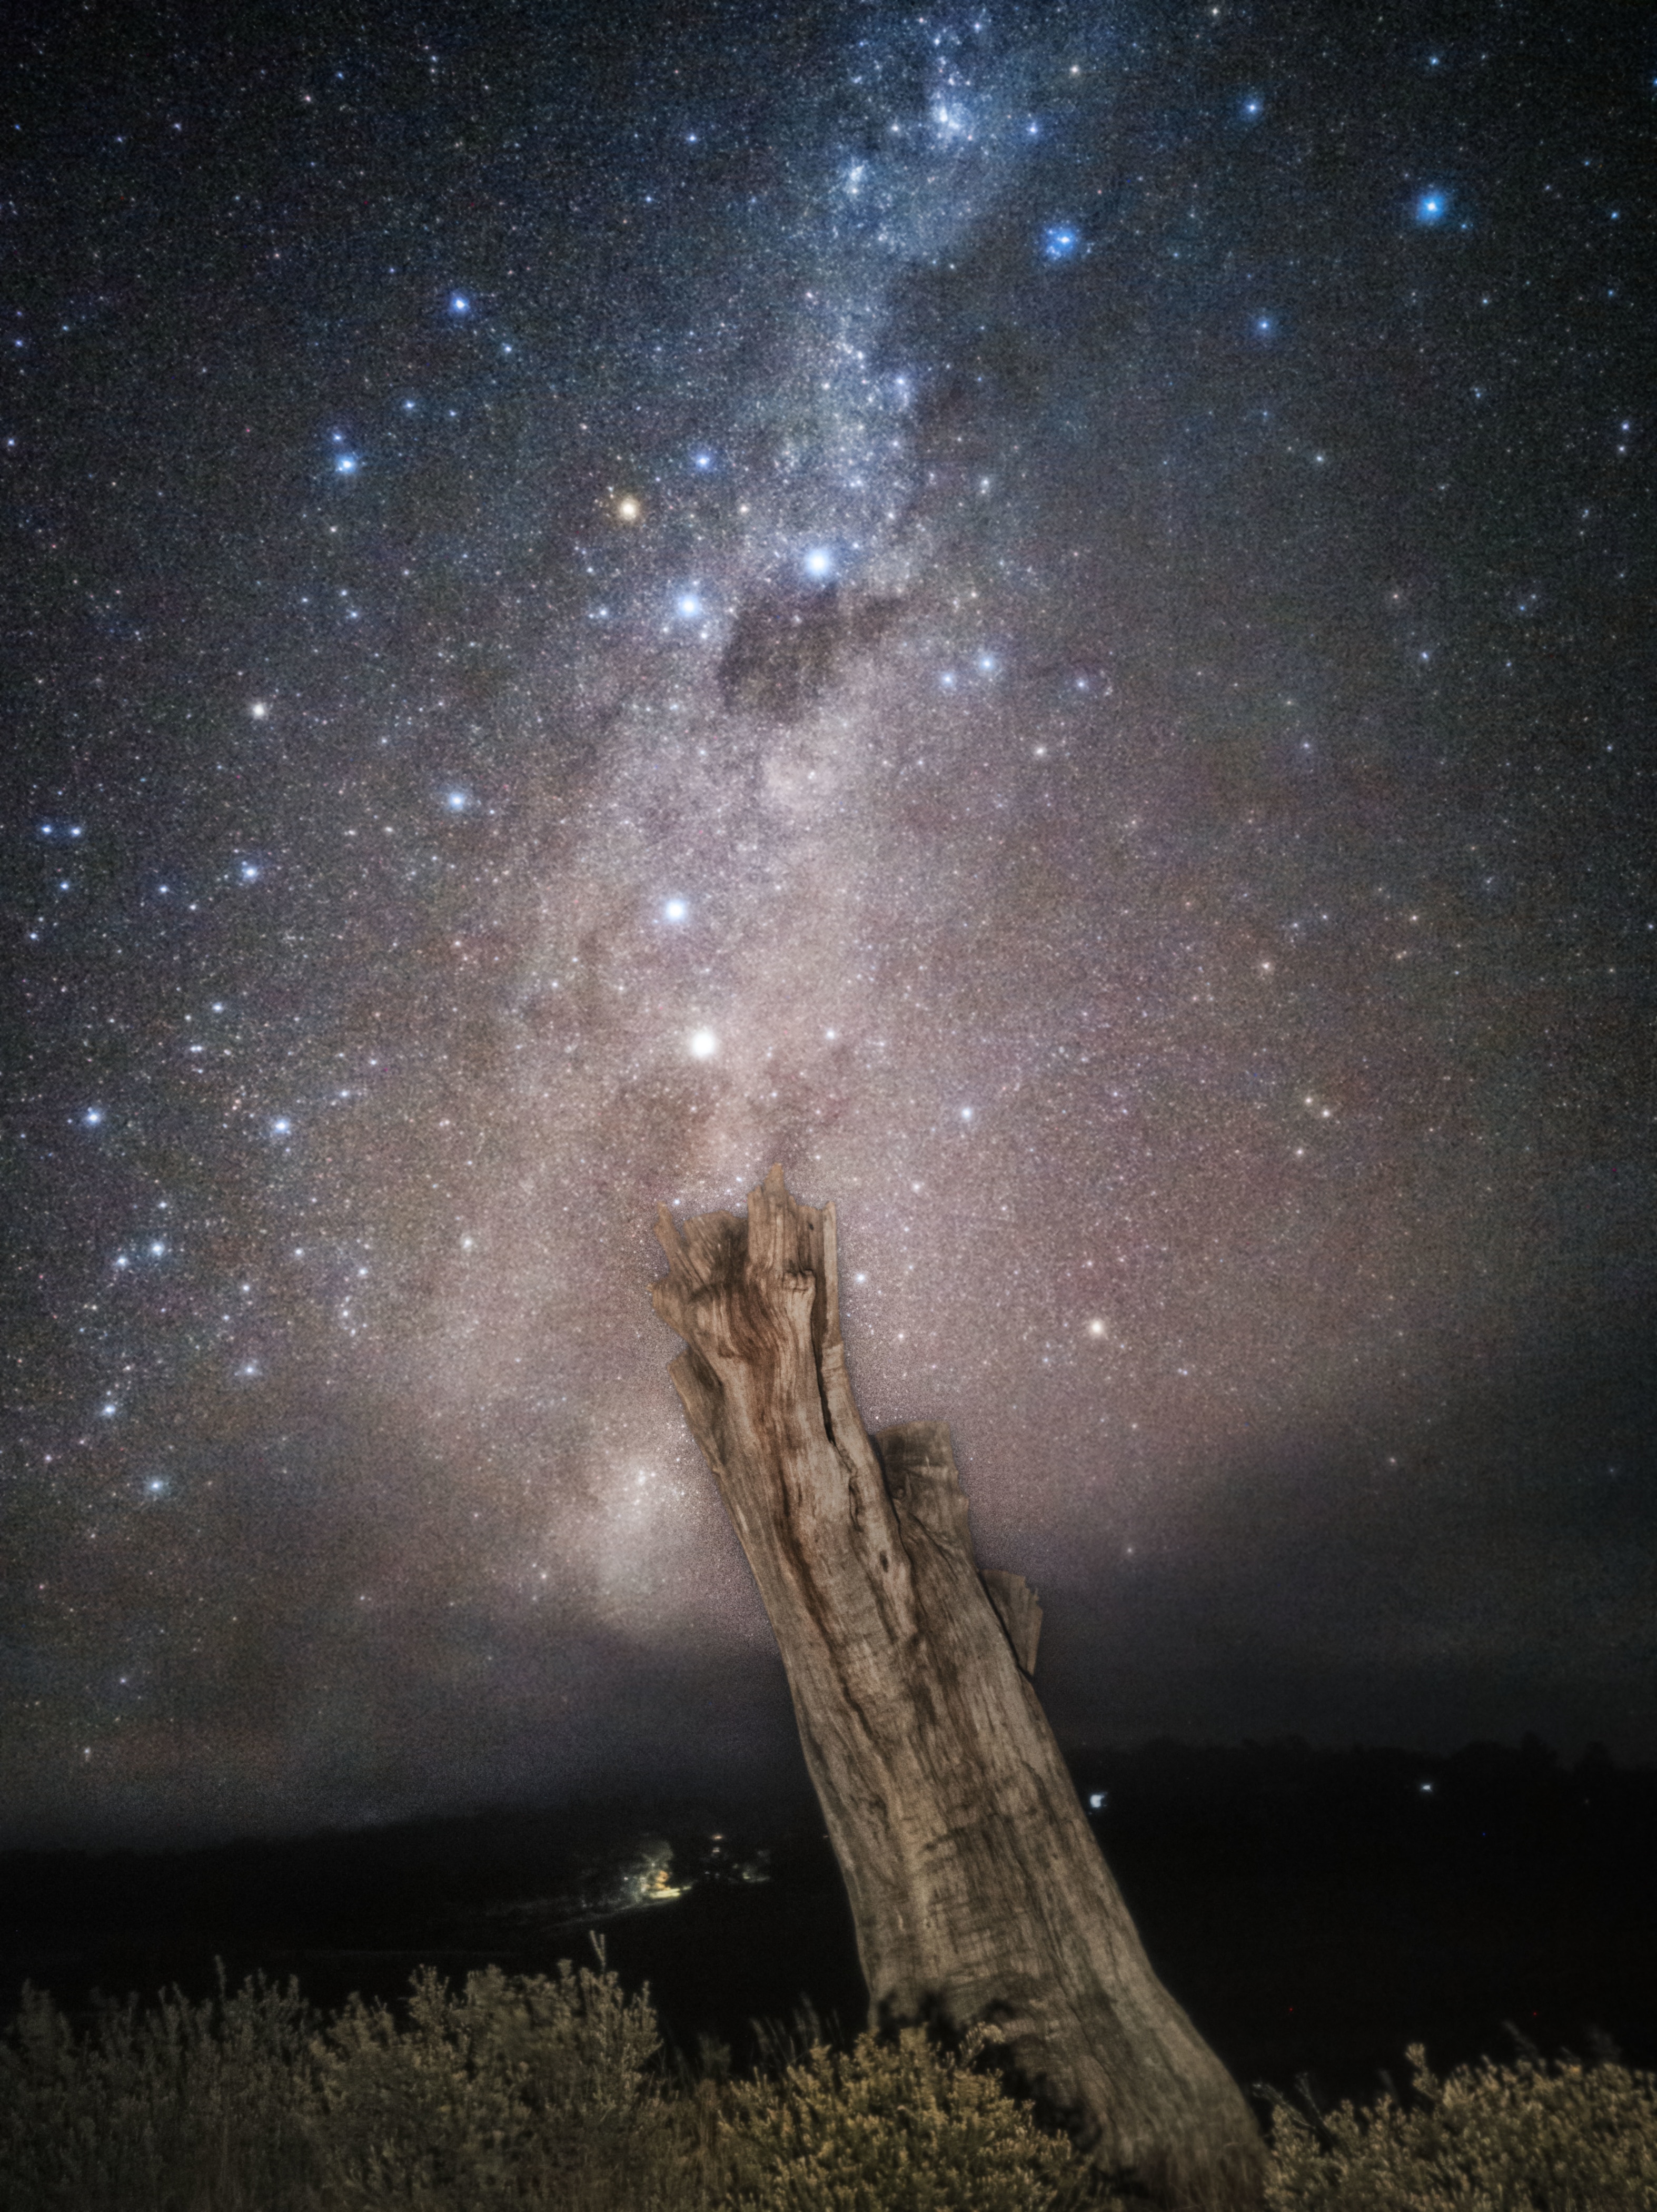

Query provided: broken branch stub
[651,1166,1264,2207]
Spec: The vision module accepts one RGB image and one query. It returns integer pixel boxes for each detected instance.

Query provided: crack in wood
[651,1167,1265,2206]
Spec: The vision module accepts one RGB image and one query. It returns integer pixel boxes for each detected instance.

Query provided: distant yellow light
[616,495,641,521]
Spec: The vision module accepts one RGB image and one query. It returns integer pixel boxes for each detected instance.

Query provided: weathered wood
[651,1167,1265,2207]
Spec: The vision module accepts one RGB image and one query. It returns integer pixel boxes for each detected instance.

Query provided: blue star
[1415,189,1448,224]
[803,548,835,580]
[335,452,359,475]
[449,293,470,315]
[1043,225,1079,261]
[1241,95,1264,121]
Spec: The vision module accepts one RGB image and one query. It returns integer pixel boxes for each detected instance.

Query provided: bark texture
[651,1168,1265,2207]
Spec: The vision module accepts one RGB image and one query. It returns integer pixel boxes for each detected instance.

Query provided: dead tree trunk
[651,1168,1265,2207]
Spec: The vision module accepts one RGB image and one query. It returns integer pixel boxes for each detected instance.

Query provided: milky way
[6,2,1652,1845]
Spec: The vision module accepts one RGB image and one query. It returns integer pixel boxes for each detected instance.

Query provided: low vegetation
[0,1951,1650,2210]
[1256,2038,1657,2210]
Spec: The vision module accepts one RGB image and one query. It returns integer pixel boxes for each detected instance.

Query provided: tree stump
[651,1167,1265,2207]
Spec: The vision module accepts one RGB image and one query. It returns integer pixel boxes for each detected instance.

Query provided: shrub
[5,1958,1654,2212]
[1257,2037,1657,2211]
[311,1953,674,2209]
[720,2022,1092,2212]
[0,1953,681,2212]
[0,1967,321,2212]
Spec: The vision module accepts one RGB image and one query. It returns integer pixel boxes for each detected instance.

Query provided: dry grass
[0,1956,1650,2210]
[1256,2033,1657,2210]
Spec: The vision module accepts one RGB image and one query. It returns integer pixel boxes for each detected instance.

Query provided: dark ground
[3,1738,1651,2116]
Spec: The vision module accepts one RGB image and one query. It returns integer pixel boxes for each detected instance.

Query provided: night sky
[5,2,1652,1851]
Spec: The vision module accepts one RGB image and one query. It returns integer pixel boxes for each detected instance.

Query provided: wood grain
[652,1166,1265,2206]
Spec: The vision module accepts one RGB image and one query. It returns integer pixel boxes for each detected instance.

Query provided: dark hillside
[3,1740,1650,2105]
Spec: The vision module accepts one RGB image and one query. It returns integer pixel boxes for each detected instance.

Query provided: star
[6,0,1648,1856]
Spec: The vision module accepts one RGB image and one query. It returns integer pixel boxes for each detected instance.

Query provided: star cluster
[4,1,1651,1844]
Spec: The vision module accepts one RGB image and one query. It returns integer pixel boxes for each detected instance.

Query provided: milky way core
[7,3,1651,1843]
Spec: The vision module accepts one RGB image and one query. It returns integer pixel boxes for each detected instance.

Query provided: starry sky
[5,1,1652,1849]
